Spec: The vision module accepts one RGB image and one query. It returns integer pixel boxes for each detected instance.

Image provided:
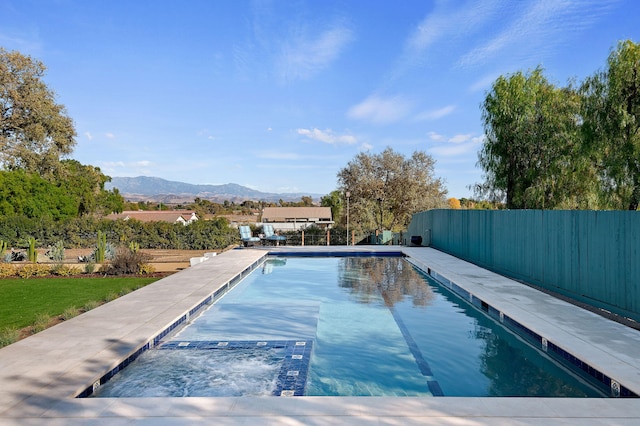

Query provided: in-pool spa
[91,256,614,398]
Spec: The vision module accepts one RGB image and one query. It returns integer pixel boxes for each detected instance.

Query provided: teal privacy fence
[406,209,640,322]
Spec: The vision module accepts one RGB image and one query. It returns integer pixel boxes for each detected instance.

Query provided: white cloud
[415,105,456,121]
[393,0,505,76]
[278,24,354,82]
[259,151,304,160]
[457,0,619,68]
[347,95,413,125]
[428,131,445,141]
[428,133,484,157]
[105,132,115,139]
[360,142,373,151]
[449,134,473,143]
[296,128,357,145]
[84,132,93,141]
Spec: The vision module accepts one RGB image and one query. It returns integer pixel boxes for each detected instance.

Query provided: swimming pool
[93,256,609,398]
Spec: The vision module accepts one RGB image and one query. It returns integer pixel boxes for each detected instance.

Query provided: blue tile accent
[76,258,266,399]
[269,251,404,258]
[159,339,314,397]
[389,306,444,396]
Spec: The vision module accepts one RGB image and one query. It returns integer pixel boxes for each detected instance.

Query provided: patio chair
[262,224,287,246]
[239,225,260,247]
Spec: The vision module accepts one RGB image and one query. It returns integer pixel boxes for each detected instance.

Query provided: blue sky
[1,0,638,198]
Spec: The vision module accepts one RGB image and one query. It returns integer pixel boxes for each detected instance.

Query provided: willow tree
[337,147,447,232]
[477,67,598,209]
[581,40,640,210]
[0,48,76,178]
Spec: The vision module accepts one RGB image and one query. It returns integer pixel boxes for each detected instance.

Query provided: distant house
[212,214,259,228]
[106,210,198,225]
[261,207,334,231]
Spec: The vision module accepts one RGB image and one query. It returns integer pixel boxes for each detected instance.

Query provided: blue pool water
[93,256,608,397]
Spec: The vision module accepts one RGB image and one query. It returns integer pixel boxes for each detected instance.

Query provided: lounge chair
[239,225,260,247]
[262,224,287,246]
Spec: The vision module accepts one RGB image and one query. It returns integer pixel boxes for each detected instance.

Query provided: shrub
[0,263,17,278]
[31,313,50,333]
[81,300,100,312]
[103,292,118,302]
[46,240,65,262]
[18,263,51,278]
[0,327,20,348]
[104,247,153,276]
[61,306,80,321]
[51,264,81,276]
[138,263,156,275]
[84,262,96,274]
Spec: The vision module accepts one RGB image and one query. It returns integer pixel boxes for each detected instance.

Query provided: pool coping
[1,246,640,423]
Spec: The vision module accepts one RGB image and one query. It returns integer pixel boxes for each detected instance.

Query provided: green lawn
[0,276,160,329]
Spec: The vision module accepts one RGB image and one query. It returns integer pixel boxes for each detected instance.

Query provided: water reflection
[338,257,434,307]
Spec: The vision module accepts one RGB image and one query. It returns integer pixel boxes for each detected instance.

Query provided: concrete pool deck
[1,245,639,424]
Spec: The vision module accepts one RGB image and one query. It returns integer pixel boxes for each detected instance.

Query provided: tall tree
[477,67,597,209]
[581,40,640,210]
[320,190,344,225]
[337,147,447,231]
[0,48,76,177]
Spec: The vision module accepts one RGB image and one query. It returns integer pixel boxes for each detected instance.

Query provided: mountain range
[105,176,323,204]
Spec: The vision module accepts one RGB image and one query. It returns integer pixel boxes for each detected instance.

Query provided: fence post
[326,229,330,246]
[351,230,355,246]
[301,230,304,246]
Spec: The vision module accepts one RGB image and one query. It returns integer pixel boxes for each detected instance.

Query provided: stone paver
[0,246,639,424]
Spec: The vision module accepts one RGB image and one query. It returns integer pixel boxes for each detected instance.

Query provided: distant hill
[105,176,322,203]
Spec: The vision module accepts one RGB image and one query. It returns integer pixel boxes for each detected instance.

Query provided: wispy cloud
[428,133,484,157]
[105,132,116,139]
[428,131,446,142]
[237,2,354,83]
[278,24,354,82]
[415,105,456,121]
[296,128,357,145]
[393,0,504,77]
[258,151,304,160]
[347,95,413,125]
[457,0,620,68]
[84,132,93,141]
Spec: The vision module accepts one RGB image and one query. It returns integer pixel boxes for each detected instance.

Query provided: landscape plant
[31,313,51,334]
[27,237,37,263]
[46,240,65,262]
[0,263,15,277]
[60,306,80,321]
[0,327,19,347]
[17,263,50,278]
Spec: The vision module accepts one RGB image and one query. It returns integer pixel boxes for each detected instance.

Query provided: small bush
[31,313,50,334]
[46,241,65,262]
[104,247,153,276]
[138,263,156,275]
[0,263,17,278]
[84,262,96,274]
[51,264,81,277]
[18,264,51,279]
[103,292,119,303]
[81,300,100,312]
[61,306,80,321]
[0,327,20,348]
